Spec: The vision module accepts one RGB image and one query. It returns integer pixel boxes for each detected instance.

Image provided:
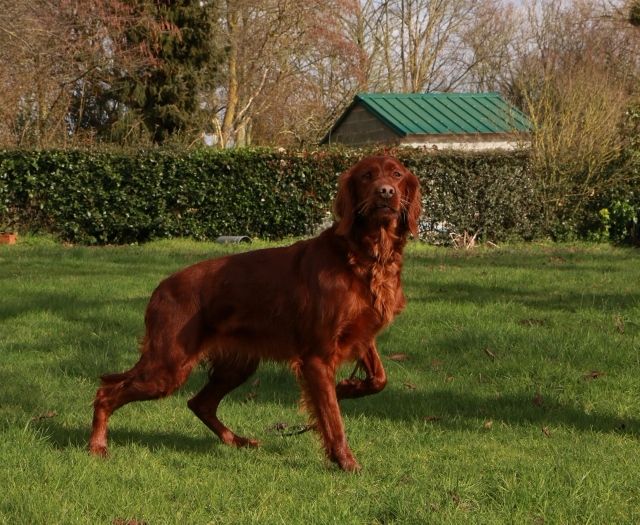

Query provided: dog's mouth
[374,203,398,214]
[358,200,400,219]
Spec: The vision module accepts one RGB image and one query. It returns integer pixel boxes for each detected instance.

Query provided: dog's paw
[88,443,109,458]
[231,436,261,448]
[337,455,361,473]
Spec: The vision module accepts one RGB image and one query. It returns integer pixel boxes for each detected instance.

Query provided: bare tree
[211,0,334,147]
[510,0,640,227]
[0,1,159,148]
[357,0,514,93]
[462,1,519,92]
[245,0,522,145]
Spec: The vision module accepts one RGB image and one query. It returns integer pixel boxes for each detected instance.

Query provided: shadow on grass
[406,245,640,271]
[35,366,300,454]
[0,369,44,425]
[405,245,640,312]
[408,281,640,314]
[340,386,640,437]
[39,422,220,455]
[36,364,638,456]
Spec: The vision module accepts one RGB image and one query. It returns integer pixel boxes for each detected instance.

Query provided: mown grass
[1,237,639,524]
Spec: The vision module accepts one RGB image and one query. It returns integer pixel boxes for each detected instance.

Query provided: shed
[322,92,531,150]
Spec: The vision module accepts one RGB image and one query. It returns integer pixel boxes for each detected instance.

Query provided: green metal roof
[330,92,531,138]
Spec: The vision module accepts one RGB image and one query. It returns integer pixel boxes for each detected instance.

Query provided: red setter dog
[89,155,421,471]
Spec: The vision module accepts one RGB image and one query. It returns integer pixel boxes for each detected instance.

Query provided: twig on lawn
[281,424,315,436]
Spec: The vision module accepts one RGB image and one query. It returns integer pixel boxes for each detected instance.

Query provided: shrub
[1,147,542,244]
[580,188,640,245]
[399,149,543,242]
[577,104,640,246]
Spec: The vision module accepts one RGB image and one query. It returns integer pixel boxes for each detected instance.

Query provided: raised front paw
[336,378,364,399]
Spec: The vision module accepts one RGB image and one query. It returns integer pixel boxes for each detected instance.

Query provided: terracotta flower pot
[0,232,17,245]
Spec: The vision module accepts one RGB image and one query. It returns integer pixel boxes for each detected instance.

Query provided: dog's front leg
[299,355,360,472]
[336,342,387,400]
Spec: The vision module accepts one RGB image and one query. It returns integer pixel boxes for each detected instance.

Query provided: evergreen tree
[631,1,640,27]
[113,0,220,144]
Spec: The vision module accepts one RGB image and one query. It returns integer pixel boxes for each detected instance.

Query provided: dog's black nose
[378,185,395,199]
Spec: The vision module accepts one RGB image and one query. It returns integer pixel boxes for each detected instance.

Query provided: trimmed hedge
[401,150,542,242]
[0,147,543,244]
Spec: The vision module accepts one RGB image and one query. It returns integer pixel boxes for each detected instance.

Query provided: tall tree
[0,0,157,147]
[630,0,640,25]
[112,0,220,144]
[211,0,334,148]
[508,0,640,230]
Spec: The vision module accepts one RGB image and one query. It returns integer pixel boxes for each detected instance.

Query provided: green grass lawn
[1,238,639,524]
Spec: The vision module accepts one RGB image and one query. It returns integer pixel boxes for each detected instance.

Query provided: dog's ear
[401,170,422,237]
[334,167,356,236]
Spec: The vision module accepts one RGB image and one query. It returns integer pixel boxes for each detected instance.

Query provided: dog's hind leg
[187,357,260,447]
[89,333,198,457]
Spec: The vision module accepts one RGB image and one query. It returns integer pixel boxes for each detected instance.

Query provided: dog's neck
[349,222,405,262]
[345,224,406,326]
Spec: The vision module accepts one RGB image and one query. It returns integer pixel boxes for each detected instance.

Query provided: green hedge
[401,150,542,242]
[0,148,543,244]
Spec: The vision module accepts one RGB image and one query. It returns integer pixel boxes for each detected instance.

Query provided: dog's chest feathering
[348,232,403,327]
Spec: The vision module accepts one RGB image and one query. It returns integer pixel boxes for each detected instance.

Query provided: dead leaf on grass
[449,491,474,511]
[483,419,493,430]
[445,375,454,383]
[483,347,496,360]
[269,421,316,436]
[613,315,625,334]
[403,381,417,390]
[112,519,147,525]
[583,370,606,381]
[424,416,442,423]
[388,353,409,362]
[430,359,444,369]
[278,424,315,436]
[399,474,414,484]
[542,426,551,438]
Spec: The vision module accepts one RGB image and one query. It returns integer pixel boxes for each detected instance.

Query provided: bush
[400,149,543,243]
[576,106,640,246]
[580,184,640,245]
[0,149,334,243]
[0,147,542,244]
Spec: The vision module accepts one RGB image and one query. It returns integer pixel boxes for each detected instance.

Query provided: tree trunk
[220,5,239,148]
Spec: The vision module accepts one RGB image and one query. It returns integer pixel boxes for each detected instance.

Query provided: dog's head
[334,156,421,237]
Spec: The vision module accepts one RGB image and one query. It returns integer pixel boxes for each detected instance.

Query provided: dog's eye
[362,171,372,180]
[392,171,403,179]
